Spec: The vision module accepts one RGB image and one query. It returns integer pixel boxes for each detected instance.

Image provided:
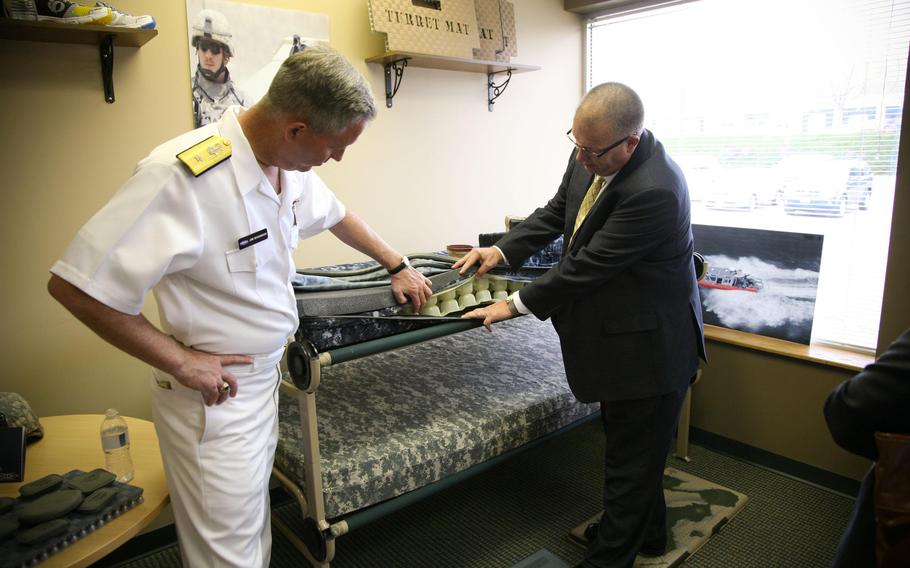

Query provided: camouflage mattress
[275,315,598,519]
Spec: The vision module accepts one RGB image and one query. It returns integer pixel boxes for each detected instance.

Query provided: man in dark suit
[825,328,910,567]
[457,82,706,567]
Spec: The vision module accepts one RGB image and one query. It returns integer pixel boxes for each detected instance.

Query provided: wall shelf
[0,19,158,103]
[365,51,540,111]
[0,19,156,47]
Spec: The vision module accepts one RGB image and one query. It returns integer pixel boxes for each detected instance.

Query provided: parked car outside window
[705,166,779,210]
[778,155,874,216]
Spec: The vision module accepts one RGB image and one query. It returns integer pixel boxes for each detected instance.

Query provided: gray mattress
[275,315,598,519]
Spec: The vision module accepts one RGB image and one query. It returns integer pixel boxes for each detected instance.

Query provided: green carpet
[111,419,855,567]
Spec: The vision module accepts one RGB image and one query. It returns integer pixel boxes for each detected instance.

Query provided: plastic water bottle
[100,408,134,482]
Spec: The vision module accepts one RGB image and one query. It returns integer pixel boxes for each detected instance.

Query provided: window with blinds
[587,0,909,350]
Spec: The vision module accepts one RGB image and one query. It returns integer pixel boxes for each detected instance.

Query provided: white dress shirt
[51,106,345,355]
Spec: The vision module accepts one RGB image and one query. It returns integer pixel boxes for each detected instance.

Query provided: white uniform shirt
[51,106,346,355]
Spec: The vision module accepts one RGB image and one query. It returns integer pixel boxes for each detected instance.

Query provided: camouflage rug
[568,467,749,567]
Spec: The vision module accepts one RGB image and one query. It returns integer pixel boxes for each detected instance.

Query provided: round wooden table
[0,414,169,567]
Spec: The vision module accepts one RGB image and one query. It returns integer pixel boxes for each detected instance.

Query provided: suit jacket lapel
[566,130,655,251]
[610,129,654,188]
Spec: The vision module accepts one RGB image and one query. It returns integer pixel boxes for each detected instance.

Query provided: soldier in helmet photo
[191,9,246,127]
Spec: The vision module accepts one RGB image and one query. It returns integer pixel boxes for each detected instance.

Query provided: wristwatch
[388,255,411,275]
[506,294,520,317]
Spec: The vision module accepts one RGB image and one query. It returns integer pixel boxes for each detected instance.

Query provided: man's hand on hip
[173,348,254,406]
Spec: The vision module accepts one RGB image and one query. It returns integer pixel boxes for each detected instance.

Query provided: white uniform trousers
[150,348,284,568]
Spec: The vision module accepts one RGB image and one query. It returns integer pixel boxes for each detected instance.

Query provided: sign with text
[473,0,516,62]
[368,0,480,58]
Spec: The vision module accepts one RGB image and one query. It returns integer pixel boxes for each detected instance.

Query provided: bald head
[575,82,644,138]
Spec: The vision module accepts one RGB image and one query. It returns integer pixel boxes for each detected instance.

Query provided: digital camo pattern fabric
[0,392,43,442]
[297,316,450,352]
[478,232,564,268]
[275,316,598,519]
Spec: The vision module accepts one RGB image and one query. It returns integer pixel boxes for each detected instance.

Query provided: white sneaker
[94,1,155,29]
[3,0,112,24]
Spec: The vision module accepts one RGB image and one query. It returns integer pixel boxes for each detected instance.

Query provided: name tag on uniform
[239,228,268,250]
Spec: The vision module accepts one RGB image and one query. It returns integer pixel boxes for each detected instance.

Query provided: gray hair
[577,82,644,138]
[260,42,376,134]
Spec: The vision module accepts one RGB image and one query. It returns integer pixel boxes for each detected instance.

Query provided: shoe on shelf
[3,0,112,24]
[94,1,155,29]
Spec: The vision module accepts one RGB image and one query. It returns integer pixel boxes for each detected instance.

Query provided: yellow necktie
[571,175,606,240]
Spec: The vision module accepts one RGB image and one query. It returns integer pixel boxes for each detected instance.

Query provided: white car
[778,155,873,216]
[705,166,778,210]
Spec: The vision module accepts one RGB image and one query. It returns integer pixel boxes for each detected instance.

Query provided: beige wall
[0,0,583,419]
[1,0,905,482]
[693,345,871,480]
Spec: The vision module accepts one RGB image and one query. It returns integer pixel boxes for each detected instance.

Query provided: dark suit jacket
[825,329,910,461]
[496,130,706,402]
[825,328,910,568]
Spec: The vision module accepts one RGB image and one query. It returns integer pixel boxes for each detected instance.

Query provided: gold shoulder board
[176,135,232,177]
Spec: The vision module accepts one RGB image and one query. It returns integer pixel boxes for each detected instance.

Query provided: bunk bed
[269,249,706,566]
[270,256,599,566]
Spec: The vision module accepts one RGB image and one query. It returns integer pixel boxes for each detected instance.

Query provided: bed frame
[270,315,600,567]
[270,250,706,566]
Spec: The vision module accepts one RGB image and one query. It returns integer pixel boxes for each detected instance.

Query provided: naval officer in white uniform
[48,43,432,568]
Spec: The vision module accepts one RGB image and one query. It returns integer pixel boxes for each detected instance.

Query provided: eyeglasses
[566,129,628,159]
[198,40,223,55]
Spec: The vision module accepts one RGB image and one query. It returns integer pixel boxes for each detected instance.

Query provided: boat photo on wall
[692,224,824,345]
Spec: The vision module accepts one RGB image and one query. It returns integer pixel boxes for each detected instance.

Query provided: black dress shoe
[582,521,667,556]
[638,540,668,557]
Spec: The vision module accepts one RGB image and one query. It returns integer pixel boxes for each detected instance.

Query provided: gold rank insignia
[176,135,232,177]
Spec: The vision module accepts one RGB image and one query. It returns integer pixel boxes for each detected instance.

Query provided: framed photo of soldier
[185,0,330,127]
